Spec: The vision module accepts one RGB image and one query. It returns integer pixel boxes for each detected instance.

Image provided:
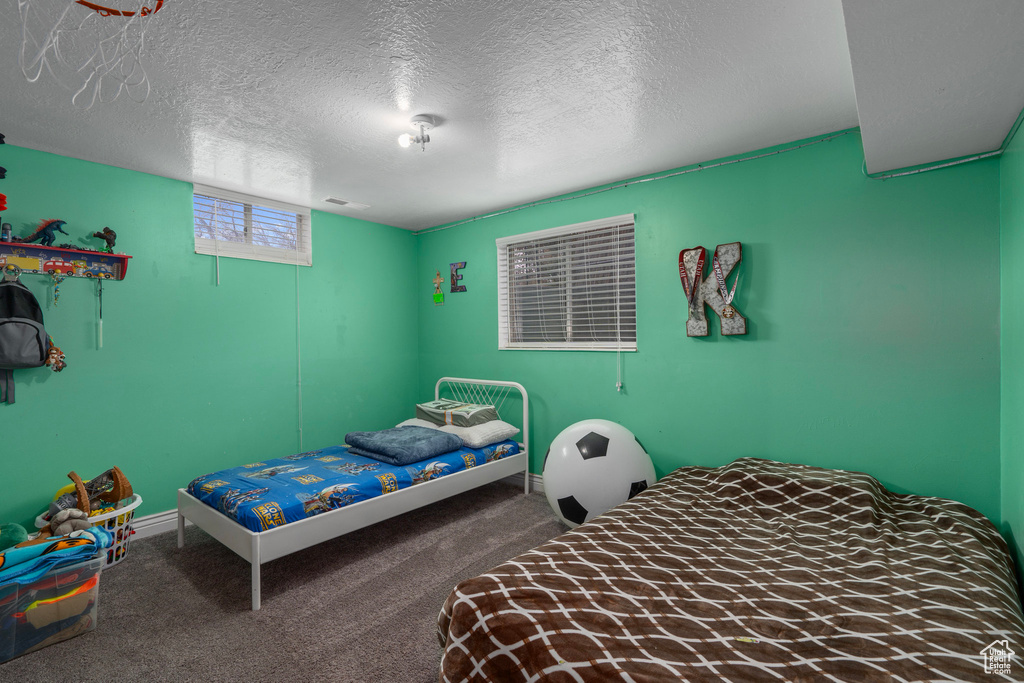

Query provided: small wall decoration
[92,227,117,253]
[17,219,69,247]
[432,270,445,306]
[678,241,746,336]
[450,261,466,293]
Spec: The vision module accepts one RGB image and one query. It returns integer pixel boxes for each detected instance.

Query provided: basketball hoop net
[18,0,166,109]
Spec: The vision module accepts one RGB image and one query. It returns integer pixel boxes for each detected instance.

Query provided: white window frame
[193,184,312,267]
[496,214,637,351]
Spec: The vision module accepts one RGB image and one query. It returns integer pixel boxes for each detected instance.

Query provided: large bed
[177,377,529,610]
[438,457,1024,682]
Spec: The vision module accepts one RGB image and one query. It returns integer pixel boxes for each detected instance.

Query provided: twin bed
[178,379,1024,680]
[177,377,529,610]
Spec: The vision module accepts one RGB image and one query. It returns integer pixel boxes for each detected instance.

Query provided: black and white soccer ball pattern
[542,419,655,527]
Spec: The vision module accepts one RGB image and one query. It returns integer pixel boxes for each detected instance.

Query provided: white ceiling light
[398,114,435,151]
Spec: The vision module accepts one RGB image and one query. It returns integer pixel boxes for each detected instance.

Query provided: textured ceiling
[0,0,857,230]
[0,1,1020,230]
[843,0,1024,175]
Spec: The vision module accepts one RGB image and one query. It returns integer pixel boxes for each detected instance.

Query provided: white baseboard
[500,471,544,493]
[132,508,185,540]
[130,472,544,541]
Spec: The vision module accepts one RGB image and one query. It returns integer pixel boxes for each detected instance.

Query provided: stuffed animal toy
[45,342,66,372]
[0,523,28,551]
[48,509,92,536]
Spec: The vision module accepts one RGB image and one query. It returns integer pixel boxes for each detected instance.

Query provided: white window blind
[497,214,636,351]
[193,184,312,266]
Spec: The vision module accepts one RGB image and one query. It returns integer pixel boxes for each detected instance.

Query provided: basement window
[193,185,312,266]
[496,214,636,351]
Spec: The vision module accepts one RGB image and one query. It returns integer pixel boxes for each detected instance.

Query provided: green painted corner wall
[1002,126,1024,572]
[0,145,419,528]
[416,131,1003,523]
[0,130,1010,537]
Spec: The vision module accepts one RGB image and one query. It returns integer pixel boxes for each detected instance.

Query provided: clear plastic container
[0,552,103,663]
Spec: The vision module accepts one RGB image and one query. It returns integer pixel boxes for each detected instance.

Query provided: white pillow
[439,420,520,449]
[396,418,440,429]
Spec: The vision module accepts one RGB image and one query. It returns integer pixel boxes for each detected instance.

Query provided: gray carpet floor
[0,481,565,682]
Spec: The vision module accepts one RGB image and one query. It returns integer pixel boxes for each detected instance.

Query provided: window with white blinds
[496,214,636,351]
[193,185,312,266]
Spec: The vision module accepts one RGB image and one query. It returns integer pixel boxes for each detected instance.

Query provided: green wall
[1002,126,1024,571]
[0,145,418,528]
[417,131,1003,522]
[0,130,1010,535]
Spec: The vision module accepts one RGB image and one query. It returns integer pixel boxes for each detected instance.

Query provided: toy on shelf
[14,220,69,247]
[91,227,116,253]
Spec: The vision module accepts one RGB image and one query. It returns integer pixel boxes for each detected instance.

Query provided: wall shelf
[0,243,132,280]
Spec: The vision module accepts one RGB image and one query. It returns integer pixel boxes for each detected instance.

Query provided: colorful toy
[433,270,444,305]
[91,227,116,253]
[47,467,132,518]
[49,271,68,307]
[16,220,68,247]
[45,336,66,372]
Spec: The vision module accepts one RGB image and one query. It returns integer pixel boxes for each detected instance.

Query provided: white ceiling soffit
[842,0,1024,175]
[0,1,857,230]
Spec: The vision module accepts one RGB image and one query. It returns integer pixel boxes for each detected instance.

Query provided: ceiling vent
[324,197,369,210]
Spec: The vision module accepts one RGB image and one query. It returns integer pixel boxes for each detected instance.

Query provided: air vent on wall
[324,197,369,210]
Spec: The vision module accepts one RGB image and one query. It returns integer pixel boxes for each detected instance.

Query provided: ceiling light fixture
[398,114,435,151]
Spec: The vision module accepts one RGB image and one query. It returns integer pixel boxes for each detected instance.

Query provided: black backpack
[0,275,47,404]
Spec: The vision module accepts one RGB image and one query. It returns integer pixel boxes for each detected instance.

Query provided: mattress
[438,457,1024,682]
[186,440,519,532]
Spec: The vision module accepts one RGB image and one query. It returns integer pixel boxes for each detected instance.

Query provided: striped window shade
[496,214,636,351]
[193,185,312,266]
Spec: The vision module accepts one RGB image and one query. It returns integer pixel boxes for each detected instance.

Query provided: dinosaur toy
[92,227,116,253]
[17,219,68,247]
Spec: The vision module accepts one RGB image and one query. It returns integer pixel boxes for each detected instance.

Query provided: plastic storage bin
[0,552,103,663]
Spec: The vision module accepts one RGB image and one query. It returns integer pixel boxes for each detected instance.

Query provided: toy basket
[35,494,142,568]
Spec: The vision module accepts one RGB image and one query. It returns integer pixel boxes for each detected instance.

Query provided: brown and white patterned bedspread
[438,458,1024,682]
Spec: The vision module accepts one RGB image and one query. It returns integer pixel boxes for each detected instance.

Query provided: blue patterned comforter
[186,440,519,532]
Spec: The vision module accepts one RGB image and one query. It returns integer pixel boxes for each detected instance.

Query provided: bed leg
[177,512,185,548]
[251,534,261,611]
[524,467,531,495]
[251,561,261,611]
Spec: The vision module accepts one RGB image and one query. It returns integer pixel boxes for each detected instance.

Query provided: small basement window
[193,185,312,266]
[497,214,636,351]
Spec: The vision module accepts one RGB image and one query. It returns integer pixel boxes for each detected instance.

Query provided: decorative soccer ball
[542,419,655,528]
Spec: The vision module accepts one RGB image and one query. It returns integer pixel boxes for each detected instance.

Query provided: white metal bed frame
[177,377,529,610]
